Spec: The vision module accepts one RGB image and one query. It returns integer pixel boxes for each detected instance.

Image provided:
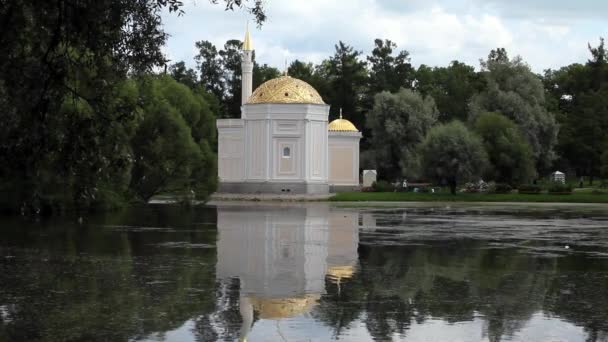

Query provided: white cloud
[161,0,604,72]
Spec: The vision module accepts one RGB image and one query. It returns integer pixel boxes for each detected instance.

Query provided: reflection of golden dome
[248,295,320,319]
[247,76,324,104]
[327,265,355,282]
[328,118,358,132]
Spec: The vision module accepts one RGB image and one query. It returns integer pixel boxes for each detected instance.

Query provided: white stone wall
[328,132,362,186]
[217,119,245,182]
[241,103,329,185]
[215,206,328,297]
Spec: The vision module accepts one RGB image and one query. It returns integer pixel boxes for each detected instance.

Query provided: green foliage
[326,42,369,128]
[474,112,536,184]
[602,149,608,178]
[547,182,573,194]
[367,88,439,180]
[367,39,414,95]
[415,61,484,122]
[547,38,608,183]
[518,184,542,194]
[417,121,488,194]
[470,49,559,171]
[0,0,261,215]
[488,183,513,194]
[169,61,199,89]
[129,76,217,202]
[371,180,395,192]
[253,63,281,89]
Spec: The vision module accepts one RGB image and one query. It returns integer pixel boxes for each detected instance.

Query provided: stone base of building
[218,181,329,195]
[329,185,361,193]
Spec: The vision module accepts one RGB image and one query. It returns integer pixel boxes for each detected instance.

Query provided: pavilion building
[216,28,361,194]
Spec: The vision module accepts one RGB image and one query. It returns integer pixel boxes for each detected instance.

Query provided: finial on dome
[243,22,253,51]
[339,108,343,119]
[284,59,288,76]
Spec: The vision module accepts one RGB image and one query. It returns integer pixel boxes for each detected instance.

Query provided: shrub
[547,182,573,194]
[372,180,394,192]
[489,183,513,194]
[518,184,542,194]
[463,182,480,193]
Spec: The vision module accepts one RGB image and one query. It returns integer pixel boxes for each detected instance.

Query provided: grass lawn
[330,191,608,203]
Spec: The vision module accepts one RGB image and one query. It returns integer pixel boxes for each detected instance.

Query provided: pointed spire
[283,59,288,76]
[339,108,343,119]
[243,22,253,51]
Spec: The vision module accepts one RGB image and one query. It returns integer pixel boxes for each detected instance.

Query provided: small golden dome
[247,76,324,104]
[327,265,355,281]
[247,295,320,319]
[328,118,358,132]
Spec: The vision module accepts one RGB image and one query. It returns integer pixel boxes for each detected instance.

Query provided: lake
[1,202,608,342]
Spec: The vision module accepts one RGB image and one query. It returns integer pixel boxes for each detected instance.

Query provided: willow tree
[417,121,488,194]
[0,0,264,214]
[366,88,438,180]
[469,48,558,172]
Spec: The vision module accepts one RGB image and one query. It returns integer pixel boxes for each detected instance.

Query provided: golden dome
[328,111,359,132]
[328,118,358,132]
[247,295,320,319]
[247,76,324,104]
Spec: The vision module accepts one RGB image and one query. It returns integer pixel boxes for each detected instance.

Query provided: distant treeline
[178,37,608,191]
[1,0,606,214]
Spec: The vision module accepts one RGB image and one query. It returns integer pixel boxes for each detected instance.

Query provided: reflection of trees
[544,256,608,342]
[0,205,220,342]
[314,239,570,342]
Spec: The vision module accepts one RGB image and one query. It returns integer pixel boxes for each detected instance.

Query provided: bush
[372,180,395,192]
[489,183,513,194]
[547,182,573,194]
[518,184,542,194]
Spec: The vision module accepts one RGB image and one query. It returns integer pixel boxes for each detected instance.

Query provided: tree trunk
[449,177,457,195]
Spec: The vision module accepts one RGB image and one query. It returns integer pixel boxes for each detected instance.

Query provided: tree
[288,59,332,104]
[415,61,483,122]
[0,0,264,214]
[195,40,226,104]
[129,76,217,202]
[219,39,244,117]
[545,38,608,183]
[474,112,536,185]
[326,41,369,126]
[253,63,281,89]
[601,148,608,180]
[367,39,414,95]
[169,61,198,89]
[469,49,558,172]
[417,121,488,194]
[366,88,439,180]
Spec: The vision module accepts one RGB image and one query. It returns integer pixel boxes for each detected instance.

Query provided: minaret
[241,24,254,108]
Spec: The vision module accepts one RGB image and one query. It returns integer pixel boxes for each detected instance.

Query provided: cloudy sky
[161,0,607,73]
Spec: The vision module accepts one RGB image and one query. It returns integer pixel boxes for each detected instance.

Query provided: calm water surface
[1,202,608,342]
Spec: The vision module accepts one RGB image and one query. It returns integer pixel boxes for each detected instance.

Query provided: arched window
[282,146,291,158]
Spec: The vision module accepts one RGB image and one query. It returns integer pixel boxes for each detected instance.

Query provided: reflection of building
[215,204,360,341]
[216,28,361,194]
[326,210,359,284]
